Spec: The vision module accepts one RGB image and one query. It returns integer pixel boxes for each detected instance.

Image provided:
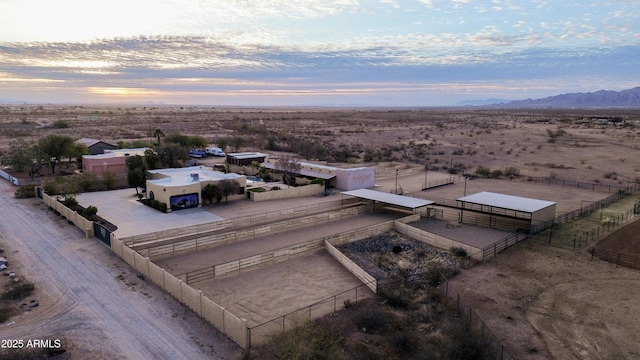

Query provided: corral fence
[535,210,634,249]
[121,197,363,247]
[246,281,375,347]
[437,275,516,360]
[591,248,640,271]
[470,231,531,263]
[421,176,457,190]
[519,176,639,194]
[552,189,631,225]
[177,239,325,284]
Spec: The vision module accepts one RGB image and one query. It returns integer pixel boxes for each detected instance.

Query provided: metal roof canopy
[342,188,434,209]
[456,191,556,213]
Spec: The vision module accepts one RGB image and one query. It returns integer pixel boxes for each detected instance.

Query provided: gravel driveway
[0,181,240,359]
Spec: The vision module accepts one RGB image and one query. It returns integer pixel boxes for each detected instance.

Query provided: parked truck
[205,147,225,156]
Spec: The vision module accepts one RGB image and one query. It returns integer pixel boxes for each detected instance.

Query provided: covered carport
[341,188,434,215]
[456,191,556,233]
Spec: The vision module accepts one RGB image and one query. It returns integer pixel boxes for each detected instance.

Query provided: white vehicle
[205,147,226,156]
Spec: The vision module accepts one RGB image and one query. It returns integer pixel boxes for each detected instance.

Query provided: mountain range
[487,87,640,109]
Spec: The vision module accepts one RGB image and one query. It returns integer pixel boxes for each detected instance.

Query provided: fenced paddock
[135,204,368,260]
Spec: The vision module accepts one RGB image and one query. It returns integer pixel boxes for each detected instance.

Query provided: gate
[94,222,112,247]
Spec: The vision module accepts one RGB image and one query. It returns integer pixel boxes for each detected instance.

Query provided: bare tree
[276,155,301,186]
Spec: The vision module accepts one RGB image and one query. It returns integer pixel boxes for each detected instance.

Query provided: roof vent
[191,173,199,181]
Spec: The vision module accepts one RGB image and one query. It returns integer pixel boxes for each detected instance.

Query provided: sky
[1,0,639,106]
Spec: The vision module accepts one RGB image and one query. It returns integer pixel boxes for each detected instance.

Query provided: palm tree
[152,128,165,147]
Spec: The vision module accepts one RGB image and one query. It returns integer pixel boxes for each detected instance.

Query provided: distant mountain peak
[492,86,640,109]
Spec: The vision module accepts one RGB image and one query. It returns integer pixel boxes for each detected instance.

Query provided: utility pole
[424,162,428,190]
[395,168,399,194]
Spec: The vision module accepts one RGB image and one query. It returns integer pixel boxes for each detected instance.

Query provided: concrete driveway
[76,189,223,238]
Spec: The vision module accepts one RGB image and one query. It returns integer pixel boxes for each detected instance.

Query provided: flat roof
[83,148,148,159]
[148,166,243,187]
[226,152,267,159]
[457,191,556,213]
[342,189,434,209]
[261,162,335,180]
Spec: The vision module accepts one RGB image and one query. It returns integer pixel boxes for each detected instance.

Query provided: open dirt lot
[1,106,640,358]
[449,195,640,360]
[201,250,375,327]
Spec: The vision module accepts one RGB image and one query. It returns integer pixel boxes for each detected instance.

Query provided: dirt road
[0,181,240,359]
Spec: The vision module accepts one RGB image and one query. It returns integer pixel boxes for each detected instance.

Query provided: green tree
[158,143,188,168]
[144,149,160,170]
[72,142,89,167]
[201,183,222,204]
[153,128,165,147]
[216,138,229,151]
[37,134,75,174]
[165,132,190,147]
[314,144,327,160]
[230,136,244,151]
[188,135,208,149]
[2,139,34,173]
[219,179,239,204]
[265,135,278,151]
[296,140,314,160]
[126,155,147,195]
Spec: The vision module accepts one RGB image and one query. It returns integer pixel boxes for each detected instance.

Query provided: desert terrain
[1,105,639,359]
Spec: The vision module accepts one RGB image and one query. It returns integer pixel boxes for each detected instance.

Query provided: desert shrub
[352,306,389,333]
[441,328,490,360]
[504,167,520,178]
[62,195,78,208]
[248,187,266,192]
[15,185,35,198]
[449,247,467,257]
[1,281,35,300]
[489,169,503,179]
[311,178,325,185]
[271,186,281,191]
[102,171,117,190]
[388,329,422,358]
[268,321,347,360]
[77,172,95,191]
[0,305,14,323]
[423,262,450,286]
[378,286,412,310]
[474,166,491,177]
[52,120,70,128]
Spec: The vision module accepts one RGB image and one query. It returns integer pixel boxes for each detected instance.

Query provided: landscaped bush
[14,185,35,198]
[83,205,98,217]
[62,195,78,208]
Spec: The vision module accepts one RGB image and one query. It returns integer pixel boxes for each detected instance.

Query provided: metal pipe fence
[438,275,516,360]
[591,248,640,271]
[534,210,633,249]
[246,281,375,347]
